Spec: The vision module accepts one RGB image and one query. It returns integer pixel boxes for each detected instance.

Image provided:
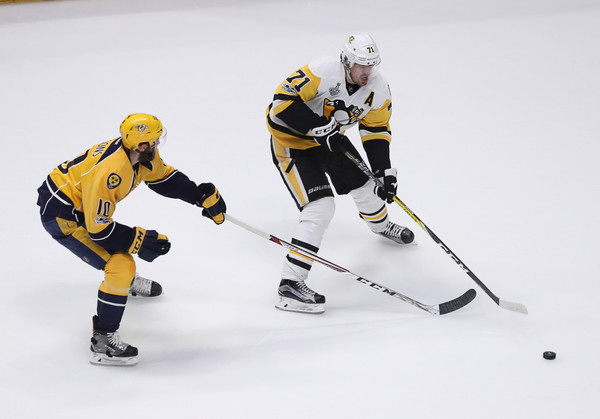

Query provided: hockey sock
[350,181,389,233]
[96,290,127,331]
[281,197,335,281]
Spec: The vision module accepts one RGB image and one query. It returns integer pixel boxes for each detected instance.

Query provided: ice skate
[129,272,162,297]
[379,221,414,244]
[90,316,138,366]
[275,279,326,314]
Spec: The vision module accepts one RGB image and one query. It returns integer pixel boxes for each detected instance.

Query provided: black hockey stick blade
[438,288,477,315]
[225,214,476,316]
[354,273,476,315]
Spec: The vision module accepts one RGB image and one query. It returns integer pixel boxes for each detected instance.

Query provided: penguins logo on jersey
[324,99,362,125]
[107,173,121,189]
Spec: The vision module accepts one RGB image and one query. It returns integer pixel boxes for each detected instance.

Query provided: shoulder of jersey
[94,139,131,174]
[368,71,390,92]
[366,72,392,107]
[307,55,343,78]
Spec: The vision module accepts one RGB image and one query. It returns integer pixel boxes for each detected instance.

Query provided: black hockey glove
[374,168,398,203]
[195,183,226,225]
[327,99,361,125]
[128,227,171,262]
[310,118,343,153]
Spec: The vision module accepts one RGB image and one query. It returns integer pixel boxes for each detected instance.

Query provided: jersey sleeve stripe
[89,221,135,252]
[359,123,390,133]
[90,222,116,241]
[267,113,313,140]
[273,93,303,102]
[146,169,179,186]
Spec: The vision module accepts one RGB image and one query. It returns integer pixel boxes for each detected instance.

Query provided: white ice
[1,0,599,417]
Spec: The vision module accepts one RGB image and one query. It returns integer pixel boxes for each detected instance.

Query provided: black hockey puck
[543,351,556,360]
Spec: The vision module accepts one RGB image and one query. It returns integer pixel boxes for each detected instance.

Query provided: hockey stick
[225,214,476,315]
[343,150,528,314]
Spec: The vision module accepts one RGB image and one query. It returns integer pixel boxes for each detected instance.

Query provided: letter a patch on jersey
[107,173,121,190]
[364,91,375,107]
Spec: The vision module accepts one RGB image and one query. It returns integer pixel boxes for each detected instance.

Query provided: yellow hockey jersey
[267,56,393,151]
[37,137,198,251]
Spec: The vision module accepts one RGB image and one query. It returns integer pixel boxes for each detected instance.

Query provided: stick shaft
[224,214,474,315]
[343,151,527,314]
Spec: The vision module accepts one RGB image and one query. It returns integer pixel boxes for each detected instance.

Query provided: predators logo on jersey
[107,174,121,190]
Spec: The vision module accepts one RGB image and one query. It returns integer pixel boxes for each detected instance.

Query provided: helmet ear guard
[340,33,381,70]
[119,113,165,151]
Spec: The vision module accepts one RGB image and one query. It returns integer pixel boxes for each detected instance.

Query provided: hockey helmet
[340,33,381,70]
[120,113,165,151]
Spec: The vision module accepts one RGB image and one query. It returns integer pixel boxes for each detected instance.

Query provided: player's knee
[301,197,336,228]
[350,179,377,204]
[102,253,136,295]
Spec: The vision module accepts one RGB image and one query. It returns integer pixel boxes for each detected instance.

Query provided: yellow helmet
[120,113,164,151]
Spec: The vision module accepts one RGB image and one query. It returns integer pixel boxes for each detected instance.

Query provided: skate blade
[90,352,138,366]
[128,290,161,297]
[275,296,325,314]
[378,233,418,246]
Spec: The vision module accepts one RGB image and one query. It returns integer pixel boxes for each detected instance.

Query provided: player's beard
[138,148,155,163]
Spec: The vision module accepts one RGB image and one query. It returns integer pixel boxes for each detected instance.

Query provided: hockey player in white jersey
[267,33,414,314]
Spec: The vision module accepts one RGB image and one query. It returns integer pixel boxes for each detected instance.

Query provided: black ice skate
[379,221,415,244]
[129,273,162,297]
[276,279,326,314]
[90,316,138,366]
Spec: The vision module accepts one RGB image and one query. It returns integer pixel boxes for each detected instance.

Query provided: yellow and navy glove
[195,183,226,224]
[128,227,171,262]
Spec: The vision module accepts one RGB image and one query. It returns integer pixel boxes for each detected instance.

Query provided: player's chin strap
[341,148,527,315]
[224,213,476,315]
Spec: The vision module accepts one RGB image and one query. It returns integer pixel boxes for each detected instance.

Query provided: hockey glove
[195,183,226,224]
[327,99,360,125]
[310,118,343,153]
[128,227,171,262]
[374,168,398,203]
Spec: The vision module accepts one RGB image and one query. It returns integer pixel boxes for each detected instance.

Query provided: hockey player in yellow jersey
[268,33,414,314]
[37,113,226,365]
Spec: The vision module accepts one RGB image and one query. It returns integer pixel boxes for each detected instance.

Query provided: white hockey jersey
[267,56,392,150]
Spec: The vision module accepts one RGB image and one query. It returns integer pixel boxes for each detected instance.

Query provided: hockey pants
[40,215,135,331]
[271,137,390,281]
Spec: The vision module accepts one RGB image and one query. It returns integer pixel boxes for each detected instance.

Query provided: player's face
[349,64,374,86]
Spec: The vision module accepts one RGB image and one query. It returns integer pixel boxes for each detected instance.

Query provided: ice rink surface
[1,0,599,417]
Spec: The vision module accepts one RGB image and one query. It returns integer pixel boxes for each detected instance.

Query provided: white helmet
[340,33,381,70]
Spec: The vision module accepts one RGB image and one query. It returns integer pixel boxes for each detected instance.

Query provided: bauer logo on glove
[195,182,227,224]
